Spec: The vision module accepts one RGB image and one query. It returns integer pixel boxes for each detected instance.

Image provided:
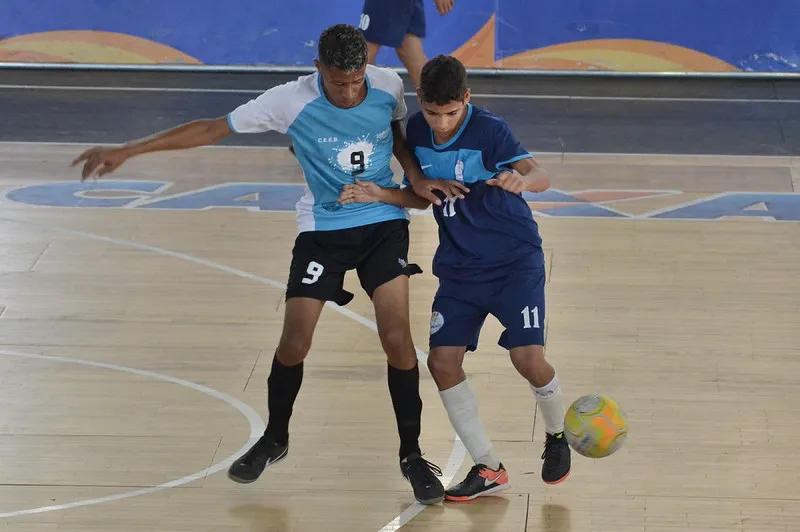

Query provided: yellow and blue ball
[564,394,628,458]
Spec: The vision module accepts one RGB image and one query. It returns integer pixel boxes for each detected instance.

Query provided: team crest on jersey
[430,311,445,334]
[454,160,464,182]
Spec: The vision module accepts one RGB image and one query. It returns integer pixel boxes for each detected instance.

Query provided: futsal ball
[563,394,628,458]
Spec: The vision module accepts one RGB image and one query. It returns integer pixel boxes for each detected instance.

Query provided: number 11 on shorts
[521,305,540,329]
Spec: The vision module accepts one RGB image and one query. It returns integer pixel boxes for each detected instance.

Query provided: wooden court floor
[1,142,800,531]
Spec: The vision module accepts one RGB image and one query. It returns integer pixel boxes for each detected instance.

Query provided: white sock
[440,379,502,470]
[532,373,566,435]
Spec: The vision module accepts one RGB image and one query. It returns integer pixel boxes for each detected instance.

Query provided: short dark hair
[317,24,367,72]
[420,55,468,105]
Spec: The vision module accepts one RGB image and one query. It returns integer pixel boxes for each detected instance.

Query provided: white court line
[0,215,466,530]
[0,139,794,160]
[1,83,799,104]
[0,348,266,518]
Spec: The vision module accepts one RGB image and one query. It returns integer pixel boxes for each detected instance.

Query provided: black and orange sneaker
[541,432,571,484]
[400,453,445,505]
[227,434,288,484]
[444,463,510,502]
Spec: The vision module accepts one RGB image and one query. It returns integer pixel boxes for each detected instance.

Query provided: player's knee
[509,345,544,367]
[425,353,445,377]
[379,325,412,353]
[426,352,460,385]
[509,345,552,383]
[276,332,313,365]
[379,326,414,361]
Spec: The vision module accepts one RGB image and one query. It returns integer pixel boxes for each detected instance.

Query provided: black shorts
[286,219,423,306]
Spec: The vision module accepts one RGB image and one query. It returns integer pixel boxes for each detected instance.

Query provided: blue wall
[2,0,798,72]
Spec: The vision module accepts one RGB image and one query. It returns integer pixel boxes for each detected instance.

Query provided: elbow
[204,117,234,144]
[178,117,232,148]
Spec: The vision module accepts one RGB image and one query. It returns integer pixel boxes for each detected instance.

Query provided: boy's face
[418,89,471,140]
[314,59,367,109]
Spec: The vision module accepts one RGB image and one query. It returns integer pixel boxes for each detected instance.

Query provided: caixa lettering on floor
[6,180,800,222]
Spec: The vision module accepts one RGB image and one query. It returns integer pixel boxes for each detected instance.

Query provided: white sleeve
[365,65,408,122]
[391,71,408,122]
[227,83,296,134]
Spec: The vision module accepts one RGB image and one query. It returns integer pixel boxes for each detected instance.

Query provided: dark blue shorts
[429,266,546,352]
[359,0,426,48]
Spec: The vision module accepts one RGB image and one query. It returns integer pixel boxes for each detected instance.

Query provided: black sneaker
[445,463,510,502]
[541,432,571,484]
[227,434,288,484]
[400,453,445,505]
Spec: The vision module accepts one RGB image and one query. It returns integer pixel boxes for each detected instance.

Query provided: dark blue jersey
[405,104,544,282]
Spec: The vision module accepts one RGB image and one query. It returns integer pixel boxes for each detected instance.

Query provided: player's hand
[434,0,455,15]
[338,179,382,204]
[71,147,130,181]
[411,178,468,206]
[486,171,527,194]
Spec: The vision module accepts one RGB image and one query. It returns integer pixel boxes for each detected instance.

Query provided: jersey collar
[431,103,473,150]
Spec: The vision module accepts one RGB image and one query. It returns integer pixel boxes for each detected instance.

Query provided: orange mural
[0,30,200,64]
[450,15,496,68]
[498,39,737,72]
[451,16,737,72]
[0,25,739,72]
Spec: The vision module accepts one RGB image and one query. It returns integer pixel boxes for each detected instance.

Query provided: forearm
[524,174,551,193]
[391,121,426,186]
[122,117,232,157]
[377,186,431,210]
[512,157,552,193]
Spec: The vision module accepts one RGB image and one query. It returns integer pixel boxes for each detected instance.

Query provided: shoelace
[449,464,484,489]
[466,464,485,479]
[541,433,565,460]
[410,455,443,477]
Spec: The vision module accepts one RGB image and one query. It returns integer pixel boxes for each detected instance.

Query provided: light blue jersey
[227,65,408,232]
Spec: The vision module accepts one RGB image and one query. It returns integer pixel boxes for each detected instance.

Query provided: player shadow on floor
[538,503,571,532]
[436,494,512,531]
[228,503,291,532]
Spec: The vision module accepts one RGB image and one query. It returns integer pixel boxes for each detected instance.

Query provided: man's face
[315,60,367,109]
[418,89,471,140]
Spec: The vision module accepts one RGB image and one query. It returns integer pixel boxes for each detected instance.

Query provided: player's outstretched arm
[339,180,431,210]
[71,117,233,181]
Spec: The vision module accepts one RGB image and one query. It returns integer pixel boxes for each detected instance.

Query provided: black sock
[264,353,303,446]
[387,362,423,460]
